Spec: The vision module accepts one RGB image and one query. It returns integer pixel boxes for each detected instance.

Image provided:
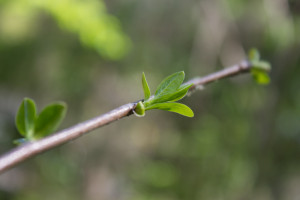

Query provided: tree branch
[0,60,251,174]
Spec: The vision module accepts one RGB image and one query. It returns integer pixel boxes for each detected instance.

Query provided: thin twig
[0,60,251,174]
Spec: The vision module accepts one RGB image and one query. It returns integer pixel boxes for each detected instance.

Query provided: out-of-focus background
[0,0,299,199]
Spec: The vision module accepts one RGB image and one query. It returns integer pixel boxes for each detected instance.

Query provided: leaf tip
[142,72,151,100]
[186,110,194,118]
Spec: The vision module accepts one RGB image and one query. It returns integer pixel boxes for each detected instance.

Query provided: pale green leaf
[142,72,151,100]
[251,69,270,85]
[248,48,260,61]
[251,60,271,72]
[145,102,194,117]
[34,102,67,139]
[15,98,37,138]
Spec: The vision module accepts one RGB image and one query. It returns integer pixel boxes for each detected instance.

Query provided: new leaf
[155,71,184,98]
[145,102,194,117]
[34,102,67,139]
[168,83,193,102]
[15,98,37,138]
[142,72,151,100]
[251,68,270,85]
[133,101,145,117]
[145,71,185,105]
[248,48,260,62]
[248,48,271,85]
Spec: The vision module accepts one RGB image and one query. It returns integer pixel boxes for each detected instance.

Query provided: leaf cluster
[248,48,271,85]
[15,98,67,144]
[134,71,194,117]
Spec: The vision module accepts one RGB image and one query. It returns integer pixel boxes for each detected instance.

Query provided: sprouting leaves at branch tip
[138,71,194,118]
[15,98,36,138]
[14,98,67,143]
[248,48,272,85]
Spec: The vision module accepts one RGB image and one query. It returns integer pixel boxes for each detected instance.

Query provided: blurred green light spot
[0,0,131,60]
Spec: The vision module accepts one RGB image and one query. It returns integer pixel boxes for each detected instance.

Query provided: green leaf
[147,83,193,105]
[34,102,67,139]
[251,69,270,85]
[248,48,260,61]
[251,60,271,72]
[145,102,194,117]
[168,83,193,102]
[155,71,185,97]
[133,101,145,117]
[248,48,271,85]
[144,71,185,105]
[15,98,37,138]
[142,72,151,100]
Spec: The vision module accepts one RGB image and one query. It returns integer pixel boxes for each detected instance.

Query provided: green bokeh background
[0,0,300,199]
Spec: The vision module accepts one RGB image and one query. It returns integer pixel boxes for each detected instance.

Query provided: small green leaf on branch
[168,83,193,102]
[34,102,67,139]
[251,68,270,85]
[248,48,260,61]
[142,72,151,100]
[155,71,184,98]
[248,48,271,85]
[15,98,67,142]
[145,102,194,117]
[133,101,145,117]
[15,98,37,139]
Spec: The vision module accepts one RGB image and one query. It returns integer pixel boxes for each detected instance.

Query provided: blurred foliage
[0,0,300,200]
[0,0,130,59]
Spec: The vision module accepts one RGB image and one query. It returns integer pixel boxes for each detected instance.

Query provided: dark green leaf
[145,102,194,117]
[155,71,185,97]
[34,102,67,139]
[251,69,270,85]
[15,98,37,138]
[142,72,151,100]
[248,48,260,61]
